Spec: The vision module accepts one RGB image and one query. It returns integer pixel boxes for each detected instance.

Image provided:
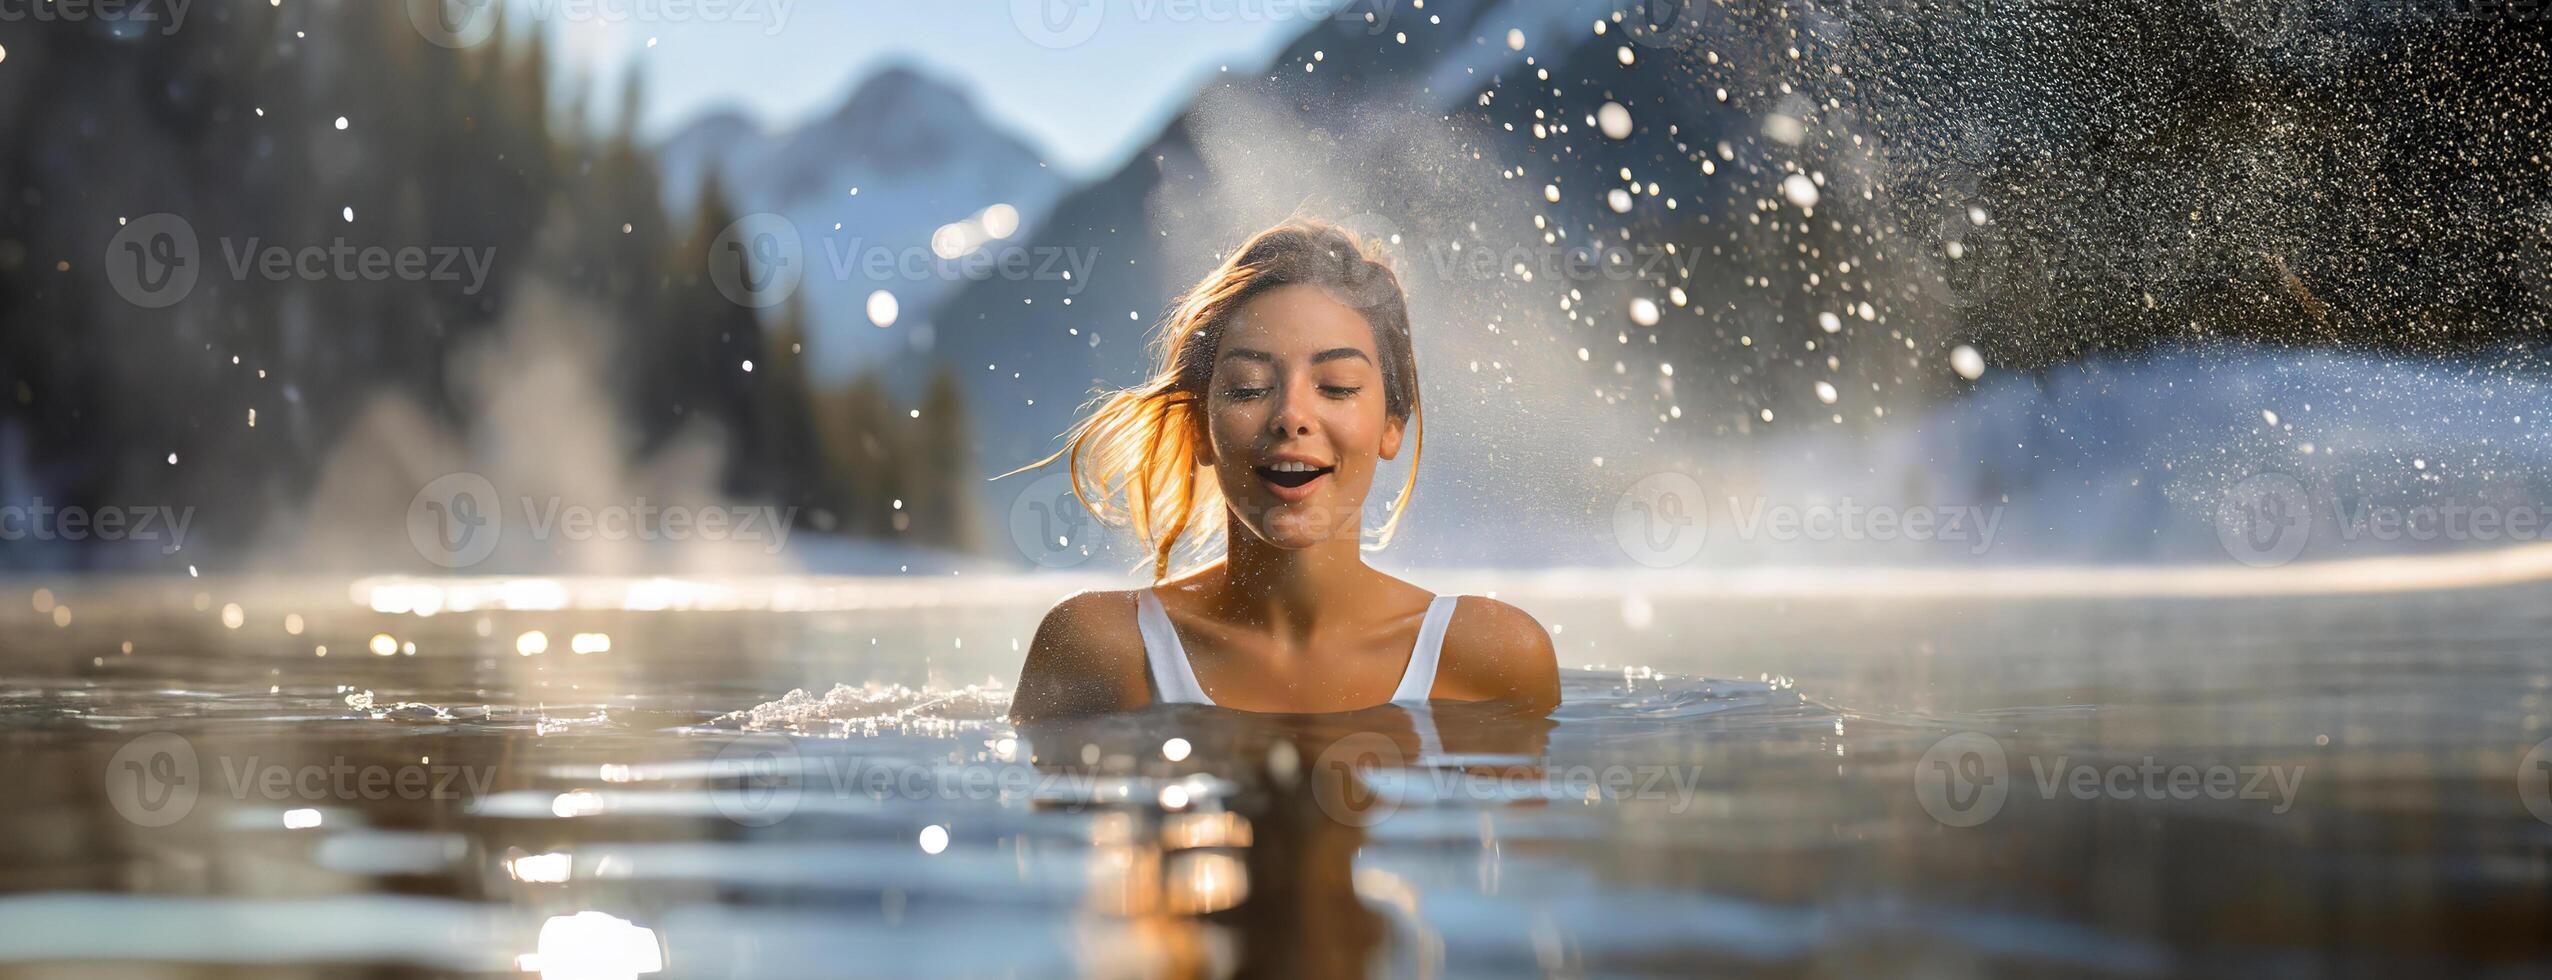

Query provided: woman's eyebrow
[1216,347,1373,365]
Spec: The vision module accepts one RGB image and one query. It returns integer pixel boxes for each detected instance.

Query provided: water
[4,573,2550,978]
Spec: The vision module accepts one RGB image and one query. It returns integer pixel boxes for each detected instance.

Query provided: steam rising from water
[268,283,792,576]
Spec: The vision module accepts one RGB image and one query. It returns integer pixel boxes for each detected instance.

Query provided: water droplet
[1596,101,1633,140]
[1950,345,1986,380]
[1781,173,1820,209]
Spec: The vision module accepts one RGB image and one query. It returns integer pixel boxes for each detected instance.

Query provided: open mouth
[1255,463,1336,490]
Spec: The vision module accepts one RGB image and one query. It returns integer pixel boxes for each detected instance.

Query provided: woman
[1004,218,1560,722]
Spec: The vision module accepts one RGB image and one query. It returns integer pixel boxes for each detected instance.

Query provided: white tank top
[1135,589,1458,759]
[1135,589,1461,706]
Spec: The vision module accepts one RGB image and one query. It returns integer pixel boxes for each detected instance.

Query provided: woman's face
[1204,283,1405,550]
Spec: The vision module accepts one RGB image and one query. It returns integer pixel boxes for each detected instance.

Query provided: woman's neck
[1200,511,1375,646]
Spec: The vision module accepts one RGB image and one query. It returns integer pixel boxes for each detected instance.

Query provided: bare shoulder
[1434,595,1562,713]
[1008,589,1150,722]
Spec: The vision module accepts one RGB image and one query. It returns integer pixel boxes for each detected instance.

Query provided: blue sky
[519,0,1320,176]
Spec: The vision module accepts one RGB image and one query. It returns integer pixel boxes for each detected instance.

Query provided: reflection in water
[3,577,2550,975]
[509,850,576,883]
[519,910,667,980]
[1015,702,1556,978]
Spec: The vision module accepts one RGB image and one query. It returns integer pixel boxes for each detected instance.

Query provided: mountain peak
[833,61,977,130]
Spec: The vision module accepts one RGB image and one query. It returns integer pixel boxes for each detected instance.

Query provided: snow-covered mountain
[658,64,1071,385]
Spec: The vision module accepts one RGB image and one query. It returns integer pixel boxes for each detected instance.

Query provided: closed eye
[1321,385,1362,398]
[1222,387,1269,400]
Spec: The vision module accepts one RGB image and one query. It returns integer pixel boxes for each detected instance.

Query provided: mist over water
[270,283,796,577]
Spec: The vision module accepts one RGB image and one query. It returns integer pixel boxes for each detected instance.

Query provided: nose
[1267,378,1315,438]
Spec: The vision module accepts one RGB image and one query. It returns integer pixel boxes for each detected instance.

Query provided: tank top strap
[1391,594,1461,704]
[1136,588,1215,705]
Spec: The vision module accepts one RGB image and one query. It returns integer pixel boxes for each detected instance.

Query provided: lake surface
[2,573,2548,978]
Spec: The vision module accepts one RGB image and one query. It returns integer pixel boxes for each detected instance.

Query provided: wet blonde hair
[1004,218,1423,582]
